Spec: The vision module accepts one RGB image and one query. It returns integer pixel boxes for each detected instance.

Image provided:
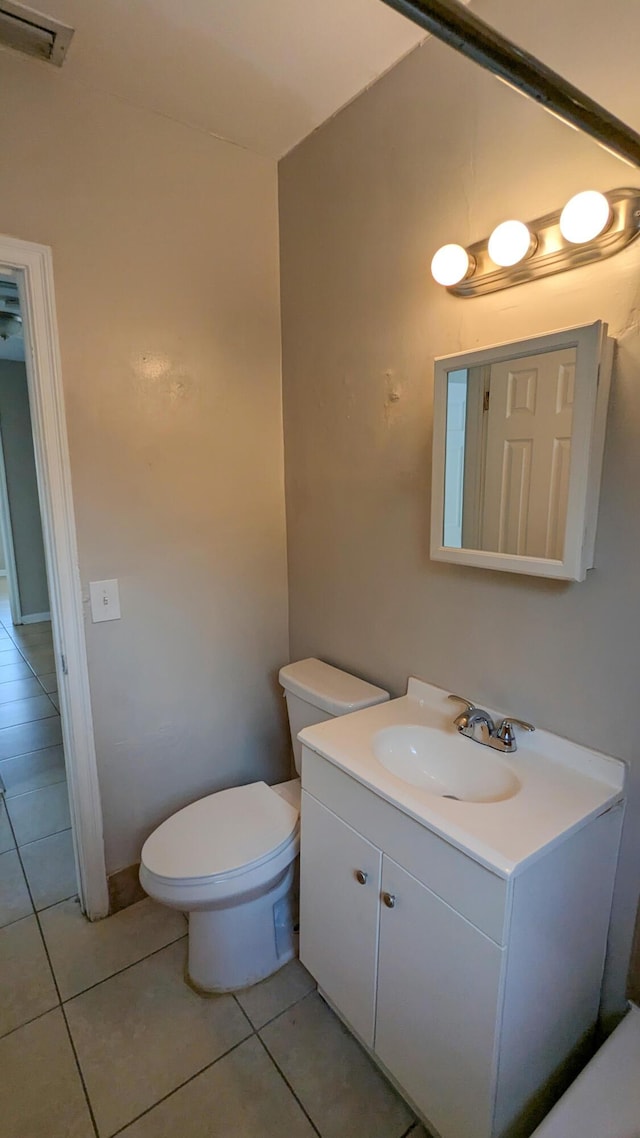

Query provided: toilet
[139,658,389,993]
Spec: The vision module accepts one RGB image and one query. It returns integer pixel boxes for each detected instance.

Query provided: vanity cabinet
[375,856,502,1138]
[300,747,623,1138]
[301,794,382,1045]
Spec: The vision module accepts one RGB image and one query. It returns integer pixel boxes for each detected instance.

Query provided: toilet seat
[141,781,299,886]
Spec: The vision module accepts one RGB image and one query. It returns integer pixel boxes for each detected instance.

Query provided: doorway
[0,235,107,920]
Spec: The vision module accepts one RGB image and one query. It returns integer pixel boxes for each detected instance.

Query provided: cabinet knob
[355,869,368,885]
[382,892,396,909]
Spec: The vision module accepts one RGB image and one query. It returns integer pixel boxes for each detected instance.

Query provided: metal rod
[379,0,640,168]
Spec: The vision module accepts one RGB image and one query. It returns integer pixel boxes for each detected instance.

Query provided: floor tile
[41,895,187,1000]
[0,659,36,682]
[0,848,33,927]
[0,715,62,760]
[0,648,27,665]
[0,915,58,1036]
[0,694,60,729]
[0,798,15,853]
[49,692,60,710]
[21,648,56,675]
[20,829,76,910]
[0,745,66,797]
[120,1034,315,1138]
[0,1008,94,1138]
[0,676,48,703]
[7,781,71,846]
[38,671,58,693]
[66,939,251,1136]
[10,627,52,646]
[260,992,413,1138]
[236,958,316,1029]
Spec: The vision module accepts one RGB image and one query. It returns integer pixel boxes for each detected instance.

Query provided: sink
[372,724,521,803]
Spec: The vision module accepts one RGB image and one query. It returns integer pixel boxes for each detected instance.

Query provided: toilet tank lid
[279,658,389,716]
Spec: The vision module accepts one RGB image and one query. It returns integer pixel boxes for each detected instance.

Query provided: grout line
[0,999,60,1043]
[3,774,68,800]
[232,990,255,1032]
[0,712,61,734]
[108,1034,254,1137]
[255,1031,323,1137]
[60,931,190,1004]
[16,822,73,851]
[6,776,68,803]
[238,985,318,1034]
[4,800,99,1136]
[34,889,80,914]
[0,738,64,769]
[59,1002,101,1138]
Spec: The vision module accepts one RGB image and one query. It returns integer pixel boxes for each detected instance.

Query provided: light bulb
[487,220,535,267]
[559,190,611,244]
[430,244,473,287]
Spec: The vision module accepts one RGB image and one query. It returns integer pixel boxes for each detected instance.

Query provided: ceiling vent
[0,1,73,66]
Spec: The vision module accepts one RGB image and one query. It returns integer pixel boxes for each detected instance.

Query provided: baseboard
[19,611,51,625]
[108,863,147,915]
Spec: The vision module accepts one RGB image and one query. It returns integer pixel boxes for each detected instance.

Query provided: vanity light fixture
[487,220,536,267]
[430,243,475,286]
[430,186,640,297]
[559,190,612,244]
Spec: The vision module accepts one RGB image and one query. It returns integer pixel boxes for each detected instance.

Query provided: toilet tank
[279,658,389,774]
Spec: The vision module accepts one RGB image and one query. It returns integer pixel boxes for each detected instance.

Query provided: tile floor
[0,580,424,1136]
[1,892,426,1138]
[0,584,75,931]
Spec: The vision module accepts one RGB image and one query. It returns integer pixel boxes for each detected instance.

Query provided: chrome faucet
[448,694,534,753]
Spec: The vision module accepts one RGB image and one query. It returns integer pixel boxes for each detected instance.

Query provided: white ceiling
[5,0,427,158]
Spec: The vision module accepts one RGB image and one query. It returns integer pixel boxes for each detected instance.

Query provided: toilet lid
[141,781,299,883]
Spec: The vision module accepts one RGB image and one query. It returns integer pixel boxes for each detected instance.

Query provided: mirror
[431,323,614,581]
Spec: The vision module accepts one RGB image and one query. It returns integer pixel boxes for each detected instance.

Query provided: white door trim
[0,233,108,919]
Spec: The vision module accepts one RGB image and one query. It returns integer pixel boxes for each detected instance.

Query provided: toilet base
[187,862,297,992]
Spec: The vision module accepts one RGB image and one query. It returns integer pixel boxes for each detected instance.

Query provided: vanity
[298,679,625,1138]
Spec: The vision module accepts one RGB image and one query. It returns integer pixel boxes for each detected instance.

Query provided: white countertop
[298,678,626,878]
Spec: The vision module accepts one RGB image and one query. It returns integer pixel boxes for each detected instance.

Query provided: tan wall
[280,0,640,1017]
[0,51,289,871]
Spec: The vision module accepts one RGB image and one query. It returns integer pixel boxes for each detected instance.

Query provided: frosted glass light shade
[559,191,611,244]
[487,220,534,267]
[431,244,472,286]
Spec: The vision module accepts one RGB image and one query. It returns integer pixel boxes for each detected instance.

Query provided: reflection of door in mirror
[444,346,576,557]
[483,348,575,558]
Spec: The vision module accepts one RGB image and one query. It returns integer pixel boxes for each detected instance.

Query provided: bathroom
[0,0,639,1135]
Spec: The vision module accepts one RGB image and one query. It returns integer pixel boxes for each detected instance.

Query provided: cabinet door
[300,791,382,1046]
[375,856,504,1138]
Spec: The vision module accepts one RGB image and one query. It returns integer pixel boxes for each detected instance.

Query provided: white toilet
[139,658,388,993]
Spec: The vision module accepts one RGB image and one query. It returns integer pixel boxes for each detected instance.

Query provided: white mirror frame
[431,321,614,581]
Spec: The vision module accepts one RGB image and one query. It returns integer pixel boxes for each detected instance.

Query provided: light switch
[89,579,121,623]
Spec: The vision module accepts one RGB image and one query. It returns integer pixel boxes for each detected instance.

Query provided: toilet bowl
[140,658,389,993]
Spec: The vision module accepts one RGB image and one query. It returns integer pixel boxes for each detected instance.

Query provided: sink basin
[372,724,521,803]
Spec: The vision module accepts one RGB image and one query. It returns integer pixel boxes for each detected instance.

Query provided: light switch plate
[89,579,121,623]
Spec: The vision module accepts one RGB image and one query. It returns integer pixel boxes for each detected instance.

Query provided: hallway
[0,580,75,922]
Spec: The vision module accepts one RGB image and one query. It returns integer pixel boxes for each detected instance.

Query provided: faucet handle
[496,717,534,748]
[448,694,475,712]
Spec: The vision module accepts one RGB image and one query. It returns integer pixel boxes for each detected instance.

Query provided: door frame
[0,233,108,919]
